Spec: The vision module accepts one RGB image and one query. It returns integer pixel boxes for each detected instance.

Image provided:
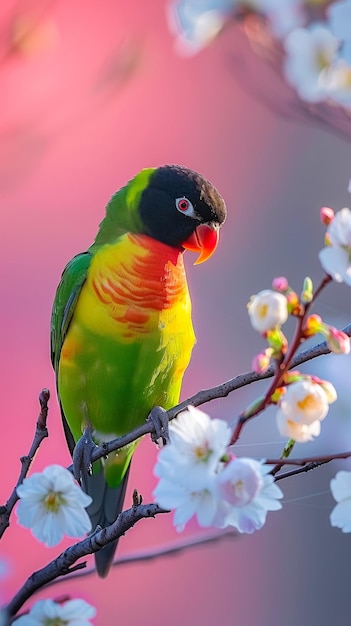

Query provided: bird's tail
[82,463,130,578]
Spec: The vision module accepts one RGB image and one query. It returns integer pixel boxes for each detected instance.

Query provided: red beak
[183,223,219,265]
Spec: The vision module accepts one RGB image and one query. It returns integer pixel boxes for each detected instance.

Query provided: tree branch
[6,501,168,618]
[230,275,333,444]
[30,528,239,592]
[0,389,49,539]
[86,322,351,464]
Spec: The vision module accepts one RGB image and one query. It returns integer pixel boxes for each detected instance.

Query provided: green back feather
[91,168,155,249]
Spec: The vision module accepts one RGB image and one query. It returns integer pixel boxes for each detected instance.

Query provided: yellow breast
[71,233,195,344]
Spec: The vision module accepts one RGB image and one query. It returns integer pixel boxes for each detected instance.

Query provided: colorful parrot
[51,165,226,577]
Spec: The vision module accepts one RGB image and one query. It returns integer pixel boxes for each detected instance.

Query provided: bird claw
[72,426,97,482]
[147,406,170,446]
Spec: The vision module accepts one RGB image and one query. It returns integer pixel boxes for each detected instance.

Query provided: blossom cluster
[168,0,351,108]
[153,406,283,532]
[153,404,351,537]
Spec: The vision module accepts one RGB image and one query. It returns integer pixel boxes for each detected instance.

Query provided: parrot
[50,164,226,577]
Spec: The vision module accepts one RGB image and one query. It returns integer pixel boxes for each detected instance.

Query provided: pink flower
[216,458,283,533]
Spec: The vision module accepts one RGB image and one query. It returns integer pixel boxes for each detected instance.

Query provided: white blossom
[321,59,351,107]
[16,465,92,547]
[276,413,322,442]
[216,458,283,533]
[153,473,222,531]
[259,0,305,37]
[276,379,335,443]
[330,470,351,533]
[154,405,231,487]
[319,207,351,285]
[14,598,96,625]
[153,406,232,530]
[327,0,351,46]
[248,289,288,333]
[283,25,338,102]
[167,0,234,54]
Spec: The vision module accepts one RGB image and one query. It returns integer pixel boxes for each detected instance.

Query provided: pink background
[1,1,351,624]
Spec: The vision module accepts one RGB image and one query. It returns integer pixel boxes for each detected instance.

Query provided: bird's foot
[72,426,97,482]
[147,406,170,446]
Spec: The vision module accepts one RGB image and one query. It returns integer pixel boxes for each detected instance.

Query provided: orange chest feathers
[70,233,195,344]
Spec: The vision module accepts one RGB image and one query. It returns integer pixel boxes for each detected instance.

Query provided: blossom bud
[326,326,351,354]
[252,348,272,374]
[265,328,288,356]
[301,276,313,304]
[286,290,301,315]
[304,314,323,337]
[320,206,334,225]
[270,386,286,405]
[272,276,289,292]
[310,318,351,354]
[282,370,303,385]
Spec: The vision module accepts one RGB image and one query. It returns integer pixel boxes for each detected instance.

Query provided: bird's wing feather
[50,251,92,372]
[50,252,92,454]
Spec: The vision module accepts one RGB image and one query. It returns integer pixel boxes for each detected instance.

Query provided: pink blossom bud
[272,276,289,292]
[252,350,272,374]
[327,327,351,354]
[320,206,334,226]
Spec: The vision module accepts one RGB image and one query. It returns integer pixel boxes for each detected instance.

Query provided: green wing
[50,251,92,372]
[50,252,92,453]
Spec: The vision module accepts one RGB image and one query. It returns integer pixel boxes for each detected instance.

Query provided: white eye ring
[175,196,198,219]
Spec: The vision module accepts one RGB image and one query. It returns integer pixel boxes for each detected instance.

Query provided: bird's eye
[175,197,198,219]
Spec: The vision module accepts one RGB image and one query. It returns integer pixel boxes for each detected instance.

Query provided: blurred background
[1,1,351,624]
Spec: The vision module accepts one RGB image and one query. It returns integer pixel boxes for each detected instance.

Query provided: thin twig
[274,462,330,481]
[265,450,351,481]
[34,528,239,590]
[0,389,50,539]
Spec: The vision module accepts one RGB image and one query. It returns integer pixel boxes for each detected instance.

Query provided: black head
[138,165,226,258]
